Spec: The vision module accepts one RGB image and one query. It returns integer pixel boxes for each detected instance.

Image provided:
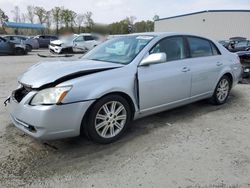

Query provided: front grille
[13,86,31,103]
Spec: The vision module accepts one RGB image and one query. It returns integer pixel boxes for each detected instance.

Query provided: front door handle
[182,67,190,72]
[216,62,223,66]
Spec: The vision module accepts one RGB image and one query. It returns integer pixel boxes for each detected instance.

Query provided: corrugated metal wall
[155,11,250,40]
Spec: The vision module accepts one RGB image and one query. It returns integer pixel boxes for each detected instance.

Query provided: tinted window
[235,41,248,48]
[187,37,213,58]
[84,36,94,41]
[50,36,58,40]
[150,37,187,61]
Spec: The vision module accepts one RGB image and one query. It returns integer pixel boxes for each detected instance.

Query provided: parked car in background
[49,33,101,54]
[0,36,27,55]
[34,35,58,48]
[7,32,242,144]
[218,40,230,49]
[229,40,250,52]
[3,35,39,52]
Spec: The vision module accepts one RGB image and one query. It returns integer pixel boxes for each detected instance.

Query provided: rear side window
[210,42,221,55]
[187,37,213,58]
[50,36,58,40]
[84,36,94,41]
[150,37,187,61]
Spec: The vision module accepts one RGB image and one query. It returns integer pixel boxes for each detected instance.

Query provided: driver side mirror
[140,53,167,66]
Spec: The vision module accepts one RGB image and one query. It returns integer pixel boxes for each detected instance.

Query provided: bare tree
[45,11,52,33]
[76,14,85,33]
[126,16,137,25]
[84,11,94,30]
[34,6,47,24]
[27,6,35,23]
[21,13,27,22]
[12,6,21,22]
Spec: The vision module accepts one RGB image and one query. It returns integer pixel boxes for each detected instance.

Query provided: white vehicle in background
[49,33,101,54]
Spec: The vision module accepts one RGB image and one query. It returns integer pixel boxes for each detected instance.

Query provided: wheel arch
[213,70,234,91]
[223,72,233,88]
[80,91,136,137]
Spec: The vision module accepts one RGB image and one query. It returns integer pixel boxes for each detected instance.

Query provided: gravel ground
[0,50,250,188]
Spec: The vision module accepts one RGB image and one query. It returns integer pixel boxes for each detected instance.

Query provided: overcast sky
[1,0,250,23]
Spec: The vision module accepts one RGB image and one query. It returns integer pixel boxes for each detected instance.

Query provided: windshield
[59,35,78,43]
[83,35,154,64]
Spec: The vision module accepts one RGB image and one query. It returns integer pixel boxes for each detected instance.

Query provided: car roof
[127,32,216,41]
[78,33,93,36]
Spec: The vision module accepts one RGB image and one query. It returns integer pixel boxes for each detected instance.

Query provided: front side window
[187,37,213,58]
[150,37,187,61]
[83,35,154,64]
[75,36,84,42]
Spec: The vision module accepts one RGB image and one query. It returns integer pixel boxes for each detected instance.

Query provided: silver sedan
[6,32,242,144]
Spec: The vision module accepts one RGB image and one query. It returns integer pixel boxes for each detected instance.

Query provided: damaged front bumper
[6,89,93,140]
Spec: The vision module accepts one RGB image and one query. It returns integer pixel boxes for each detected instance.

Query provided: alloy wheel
[216,78,230,102]
[95,101,127,139]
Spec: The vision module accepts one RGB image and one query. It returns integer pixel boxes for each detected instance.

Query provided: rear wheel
[84,95,131,144]
[211,75,231,105]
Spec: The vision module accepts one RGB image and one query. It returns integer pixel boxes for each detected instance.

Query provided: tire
[210,75,231,105]
[26,44,32,52]
[15,48,25,55]
[83,94,132,144]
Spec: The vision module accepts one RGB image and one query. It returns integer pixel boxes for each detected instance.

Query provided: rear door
[186,36,222,96]
[38,36,46,47]
[138,36,192,110]
[0,38,12,54]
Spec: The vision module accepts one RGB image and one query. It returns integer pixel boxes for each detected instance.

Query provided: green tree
[61,9,76,31]
[0,8,9,33]
[34,6,47,24]
[52,7,62,34]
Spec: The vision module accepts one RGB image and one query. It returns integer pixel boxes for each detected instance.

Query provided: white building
[154,10,250,40]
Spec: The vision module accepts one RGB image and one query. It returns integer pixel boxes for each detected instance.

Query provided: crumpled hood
[19,59,123,89]
[51,39,73,47]
[50,40,64,45]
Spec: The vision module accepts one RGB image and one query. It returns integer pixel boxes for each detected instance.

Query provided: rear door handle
[216,62,223,66]
[182,67,190,72]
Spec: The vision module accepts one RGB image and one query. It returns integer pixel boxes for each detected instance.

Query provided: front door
[138,36,192,111]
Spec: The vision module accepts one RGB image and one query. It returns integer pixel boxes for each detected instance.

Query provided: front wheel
[210,75,231,105]
[84,95,131,144]
[15,48,25,55]
[26,44,32,52]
